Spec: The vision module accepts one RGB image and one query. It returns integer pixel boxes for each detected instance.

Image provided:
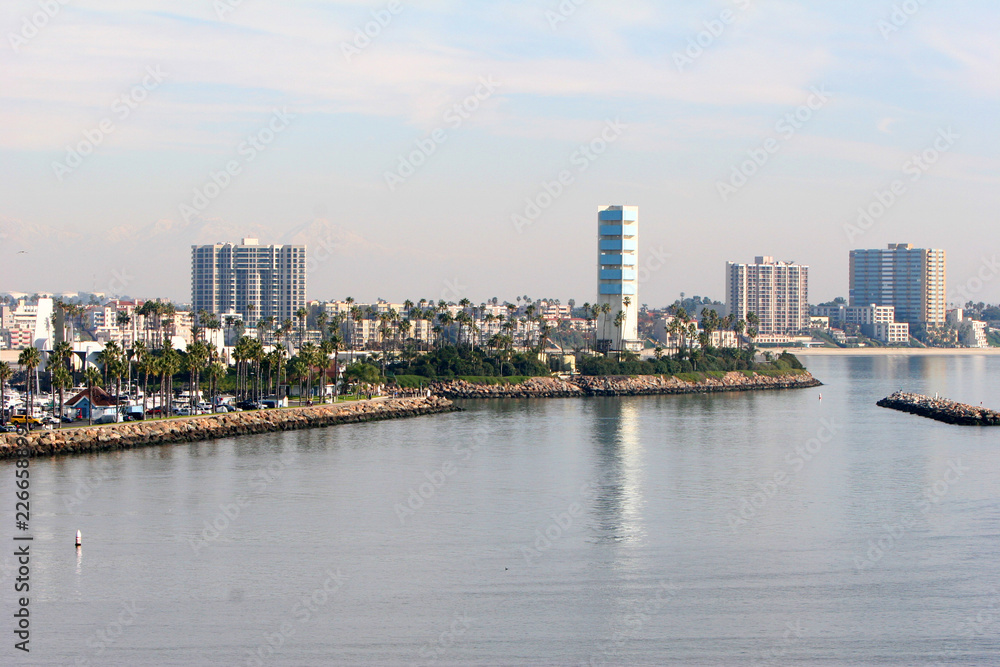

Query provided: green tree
[83,366,102,426]
[0,362,12,425]
[17,347,41,420]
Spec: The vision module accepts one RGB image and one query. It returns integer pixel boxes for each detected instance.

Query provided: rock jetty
[0,396,459,460]
[877,391,1000,426]
[430,371,820,399]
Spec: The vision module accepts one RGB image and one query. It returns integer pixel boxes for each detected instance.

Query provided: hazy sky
[1,0,997,307]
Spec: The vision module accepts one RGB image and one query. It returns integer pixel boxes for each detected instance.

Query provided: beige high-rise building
[726,256,809,335]
[849,244,946,325]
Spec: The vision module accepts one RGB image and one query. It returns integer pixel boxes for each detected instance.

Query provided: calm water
[3,355,1000,666]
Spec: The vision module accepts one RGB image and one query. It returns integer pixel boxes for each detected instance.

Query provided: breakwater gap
[0,397,460,460]
[877,391,1000,426]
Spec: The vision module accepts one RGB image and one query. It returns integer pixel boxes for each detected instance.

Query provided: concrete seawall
[430,371,821,399]
[877,391,1000,426]
[0,397,460,459]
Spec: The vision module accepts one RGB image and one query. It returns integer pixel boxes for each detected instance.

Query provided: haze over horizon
[1,0,998,307]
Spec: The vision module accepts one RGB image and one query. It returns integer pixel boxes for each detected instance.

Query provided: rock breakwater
[0,397,459,459]
[876,391,1000,426]
[430,371,820,399]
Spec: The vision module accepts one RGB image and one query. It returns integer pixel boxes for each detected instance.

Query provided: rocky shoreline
[876,391,1000,426]
[0,397,460,459]
[429,371,821,399]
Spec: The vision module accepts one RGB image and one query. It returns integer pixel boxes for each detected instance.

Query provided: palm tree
[17,347,41,420]
[83,367,102,426]
[0,362,12,426]
[299,342,319,403]
[318,339,334,403]
[115,310,131,345]
[206,361,226,410]
[138,354,157,418]
[328,333,343,401]
[296,306,309,349]
[599,303,612,354]
[47,343,73,427]
[50,365,72,429]
[289,356,308,406]
[613,311,625,360]
[159,340,180,419]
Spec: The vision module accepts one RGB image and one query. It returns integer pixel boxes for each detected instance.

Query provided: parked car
[94,414,121,425]
[0,424,17,433]
[41,415,60,426]
[10,414,42,429]
[146,406,168,416]
[236,400,262,411]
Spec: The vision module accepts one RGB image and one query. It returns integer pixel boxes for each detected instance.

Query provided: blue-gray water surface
[3,354,999,665]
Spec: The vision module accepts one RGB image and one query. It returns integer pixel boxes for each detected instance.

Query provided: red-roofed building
[65,387,121,421]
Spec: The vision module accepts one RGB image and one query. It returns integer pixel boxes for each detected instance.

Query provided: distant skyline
[1,1,998,306]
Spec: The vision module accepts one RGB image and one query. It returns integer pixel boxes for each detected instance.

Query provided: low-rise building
[872,322,910,344]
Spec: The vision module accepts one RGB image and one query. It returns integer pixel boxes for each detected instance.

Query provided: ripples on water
[4,355,1000,665]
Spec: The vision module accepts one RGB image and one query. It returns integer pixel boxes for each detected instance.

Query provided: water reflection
[587,398,646,545]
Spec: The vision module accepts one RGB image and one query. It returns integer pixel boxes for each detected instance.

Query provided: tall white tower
[597,205,639,353]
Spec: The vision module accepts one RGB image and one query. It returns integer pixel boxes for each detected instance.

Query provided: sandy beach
[778,347,1000,356]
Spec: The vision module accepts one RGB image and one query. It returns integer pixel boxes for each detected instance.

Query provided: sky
[0,0,998,308]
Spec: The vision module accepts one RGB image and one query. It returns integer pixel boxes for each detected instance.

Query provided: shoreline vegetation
[413,369,821,399]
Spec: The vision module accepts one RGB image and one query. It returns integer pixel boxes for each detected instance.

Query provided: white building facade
[726,257,809,335]
[596,205,640,352]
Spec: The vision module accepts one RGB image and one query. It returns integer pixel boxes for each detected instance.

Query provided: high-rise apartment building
[191,238,306,325]
[597,205,640,352]
[849,243,946,324]
[726,256,809,335]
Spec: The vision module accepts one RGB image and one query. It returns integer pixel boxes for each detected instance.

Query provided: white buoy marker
[75,530,82,548]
